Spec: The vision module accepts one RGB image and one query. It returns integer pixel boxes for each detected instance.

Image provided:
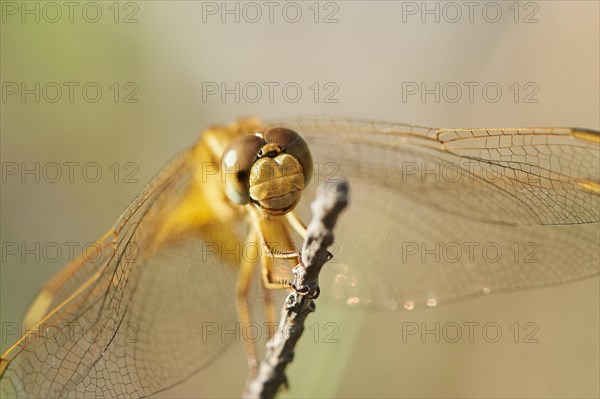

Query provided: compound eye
[221,134,265,205]
[264,127,313,185]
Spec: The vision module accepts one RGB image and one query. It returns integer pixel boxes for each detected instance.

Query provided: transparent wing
[266,117,600,310]
[0,141,245,398]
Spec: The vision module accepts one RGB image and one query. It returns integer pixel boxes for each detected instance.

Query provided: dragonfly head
[221,127,313,215]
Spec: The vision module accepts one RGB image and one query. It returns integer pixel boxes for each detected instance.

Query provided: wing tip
[571,128,600,144]
[577,180,600,195]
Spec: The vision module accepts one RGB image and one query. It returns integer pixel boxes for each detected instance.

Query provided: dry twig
[244,179,349,399]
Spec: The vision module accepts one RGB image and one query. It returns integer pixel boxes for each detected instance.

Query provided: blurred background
[1,1,598,398]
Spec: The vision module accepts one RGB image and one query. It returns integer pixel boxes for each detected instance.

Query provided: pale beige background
[1,1,598,398]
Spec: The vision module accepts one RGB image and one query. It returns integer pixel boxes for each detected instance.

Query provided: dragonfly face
[221,127,314,215]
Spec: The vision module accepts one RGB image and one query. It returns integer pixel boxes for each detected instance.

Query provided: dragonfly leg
[261,281,277,340]
[260,255,295,290]
[283,212,335,263]
[262,245,300,260]
[259,252,297,340]
[248,204,302,260]
[285,211,307,238]
[237,230,260,375]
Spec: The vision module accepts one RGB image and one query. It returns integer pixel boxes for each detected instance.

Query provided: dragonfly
[1,117,599,398]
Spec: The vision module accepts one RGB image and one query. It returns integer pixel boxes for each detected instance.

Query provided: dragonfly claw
[291,282,320,299]
[326,250,333,261]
